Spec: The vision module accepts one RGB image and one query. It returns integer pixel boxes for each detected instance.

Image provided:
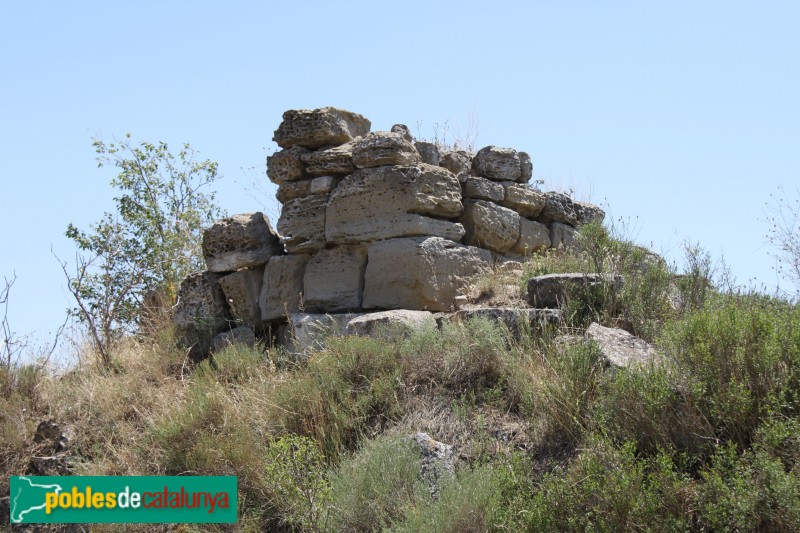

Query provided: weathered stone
[273,107,371,149]
[277,195,328,253]
[526,273,624,308]
[260,254,310,321]
[472,146,521,182]
[439,150,471,176]
[511,218,551,255]
[539,191,577,225]
[409,433,455,499]
[173,272,230,357]
[450,307,561,334]
[352,131,421,168]
[414,141,440,166]
[345,309,436,337]
[363,237,492,311]
[310,176,338,195]
[213,326,256,352]
[301,141,357,176]
[286,313,364,357]
[326,164,464,244]
[574,201,606,226]
[391,124,413,142]
[303,246,367,312]
[549,222,578,250]
[267,146,311,184]
[218,269,263,328]
[463,176,504,202]
[586,322,660,368]
[276,179,312,203]
[276,176,339,203]
[203,213,283,272]
[500,183,546,217]
[519,151,533,183]
[461,199,520,253]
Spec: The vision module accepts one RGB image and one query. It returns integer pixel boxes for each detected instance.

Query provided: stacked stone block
[173,107,605,353]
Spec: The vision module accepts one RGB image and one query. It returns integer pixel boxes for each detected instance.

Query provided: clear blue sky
[2,1,799,361]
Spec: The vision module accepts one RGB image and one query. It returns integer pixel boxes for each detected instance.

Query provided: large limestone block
[511,218,551,255]
[301,141,357,176]
[586,322,660,368]
[461,199,520,253]
[539,192,578,225]
[500,183,546,218]
[352,131,421,168]
[472,146,521,182]
[213,326,256,352]
[414,141,441,166]
[326,164,465,244]
[286,312,364,358]
[173,272,229,332]
[277,195,328,253]
[303,246,367,312]
[273,107,371,149]
[363,237,492,311]
[574,201,606,226]
[463,176,504,202]
[345,310,437,338]
[527,273,624,308]
[218,269,263,328]
[203,213,283,272]
[450,307,561,335]
[267,146,311,184]
[260,254,310,321]
[439,151,471,177]
[519,152,533,183]
[276,176,340,203]
[549,222,578,250]
[173,272,230,357]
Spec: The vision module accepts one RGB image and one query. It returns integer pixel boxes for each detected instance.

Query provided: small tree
[62,135,224,364]
[765,186,800,298]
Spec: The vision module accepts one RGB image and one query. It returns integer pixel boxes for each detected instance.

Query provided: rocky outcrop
[175,106,606,354]
[586,322,659,368]
[410,433,455,499]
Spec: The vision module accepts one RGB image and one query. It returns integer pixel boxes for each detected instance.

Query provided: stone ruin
[172,106,606,356]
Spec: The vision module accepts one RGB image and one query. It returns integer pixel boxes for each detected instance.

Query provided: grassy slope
[3,222,800,532]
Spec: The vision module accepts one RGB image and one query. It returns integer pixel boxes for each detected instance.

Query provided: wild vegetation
[3,215,800,532]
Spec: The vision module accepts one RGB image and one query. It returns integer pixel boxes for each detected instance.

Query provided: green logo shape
[9,476,237,524]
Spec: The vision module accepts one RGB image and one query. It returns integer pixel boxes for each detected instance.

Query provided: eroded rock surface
[586,322,659,368]
[273,107,371,149]
[260,255,309,321]
[461,199,520,253]
[277,195,329,253]
[363,237,492,311]
[303,246,367,312]
[473,146,522,182]
[202,213,282,272]
[352,131,421,168]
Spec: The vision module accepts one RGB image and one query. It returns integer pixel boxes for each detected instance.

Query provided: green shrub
[391,464,501,533]
[327,438,430,532]
[520,439,692,532]
[695,442,800,531]
[271,334,404,459]
[400,319,509,403]
[593,364,715,459]
[660,294,800,447]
